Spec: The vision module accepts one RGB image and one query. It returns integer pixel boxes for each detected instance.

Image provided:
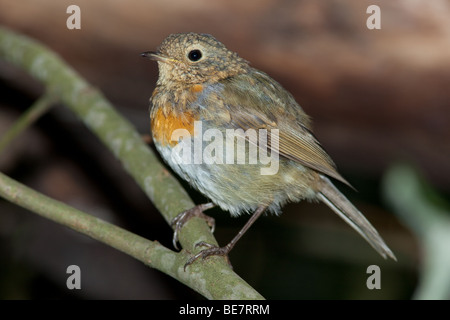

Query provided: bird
[141,32,396,268]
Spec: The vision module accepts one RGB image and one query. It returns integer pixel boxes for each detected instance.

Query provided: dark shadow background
[1,0,449,299]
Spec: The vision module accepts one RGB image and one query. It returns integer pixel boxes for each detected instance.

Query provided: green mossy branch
[0,26,263,300]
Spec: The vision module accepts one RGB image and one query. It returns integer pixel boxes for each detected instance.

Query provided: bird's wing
[208,70,350,186]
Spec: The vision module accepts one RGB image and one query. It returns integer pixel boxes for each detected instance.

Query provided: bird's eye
[188,49,202,62]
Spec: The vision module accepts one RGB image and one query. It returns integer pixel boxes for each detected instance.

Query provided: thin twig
[0,91,57,154]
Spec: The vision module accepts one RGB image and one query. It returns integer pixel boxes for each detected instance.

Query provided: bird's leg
[184,205,267,271]
[171,202,215,250]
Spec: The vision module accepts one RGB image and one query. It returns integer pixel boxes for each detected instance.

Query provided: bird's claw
[183,241,232,271]
[171,203,215,250]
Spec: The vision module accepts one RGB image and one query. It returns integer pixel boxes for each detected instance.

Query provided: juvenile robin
[142,32,396,267]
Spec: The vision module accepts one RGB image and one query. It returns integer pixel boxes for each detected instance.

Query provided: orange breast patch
[151,105,198,147]
[191,84,203,93]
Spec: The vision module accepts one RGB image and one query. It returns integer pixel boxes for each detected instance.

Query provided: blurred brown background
[0,0,449,299]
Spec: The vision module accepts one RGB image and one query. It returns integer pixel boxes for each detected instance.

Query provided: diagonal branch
[0,26,264,300]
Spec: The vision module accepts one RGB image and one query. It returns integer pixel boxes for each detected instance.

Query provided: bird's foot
[183,241,232,271]
[171,203,215,250]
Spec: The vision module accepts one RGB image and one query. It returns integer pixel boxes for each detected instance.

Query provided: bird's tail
[317,175,396,261]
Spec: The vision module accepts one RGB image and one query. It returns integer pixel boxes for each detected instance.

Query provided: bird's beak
[141,51,169,63]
